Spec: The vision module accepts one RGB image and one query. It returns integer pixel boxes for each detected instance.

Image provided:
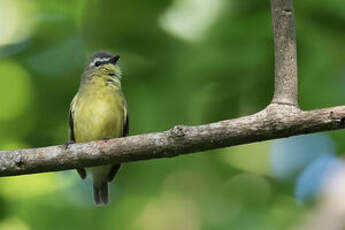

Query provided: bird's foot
[103,137,111,143]
[63,140,75,150]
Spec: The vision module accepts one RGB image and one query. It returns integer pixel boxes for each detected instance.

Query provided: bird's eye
[95,61,101,67]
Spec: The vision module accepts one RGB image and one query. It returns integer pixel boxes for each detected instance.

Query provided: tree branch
[0,0,342,177]
[1,104,345,177]
[271,0,298,106]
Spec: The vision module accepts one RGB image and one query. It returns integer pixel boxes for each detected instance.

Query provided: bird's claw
[103,137,111,143]
[63,140,75,150]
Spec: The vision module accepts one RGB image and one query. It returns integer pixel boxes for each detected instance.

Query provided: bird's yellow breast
[72,77,125,143]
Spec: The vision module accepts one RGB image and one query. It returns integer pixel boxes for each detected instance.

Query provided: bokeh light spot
[0,61,34,121]
[134,194,200,230]
[0,217,30,230]
[221,141,273,176]
[0,0,36,45]
[0,173,59,200]
[159,0,224,42]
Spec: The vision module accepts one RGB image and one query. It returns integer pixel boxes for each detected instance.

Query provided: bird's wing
[123,105,129,137]
[68,108,75,142]
[69,95,87,179]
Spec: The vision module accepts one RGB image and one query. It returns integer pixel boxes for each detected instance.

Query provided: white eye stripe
[89,57,112,67]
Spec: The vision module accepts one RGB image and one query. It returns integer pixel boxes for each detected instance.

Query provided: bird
[68,51,129,205]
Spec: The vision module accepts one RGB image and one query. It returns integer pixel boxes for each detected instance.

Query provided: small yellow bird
[68,51,129,205]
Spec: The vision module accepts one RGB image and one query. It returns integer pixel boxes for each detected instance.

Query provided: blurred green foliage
[0,0,344,229]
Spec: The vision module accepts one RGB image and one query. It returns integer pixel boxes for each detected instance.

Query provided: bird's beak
[111,55,120,64]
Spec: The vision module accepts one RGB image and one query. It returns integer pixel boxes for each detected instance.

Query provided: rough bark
[1,104,345,176]
[271,0,298,106]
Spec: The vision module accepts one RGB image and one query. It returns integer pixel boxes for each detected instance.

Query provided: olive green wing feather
[69,108,75,142]
[69,95,87,179]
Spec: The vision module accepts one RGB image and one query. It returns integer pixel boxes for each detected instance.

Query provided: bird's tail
[93,182,109,205]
